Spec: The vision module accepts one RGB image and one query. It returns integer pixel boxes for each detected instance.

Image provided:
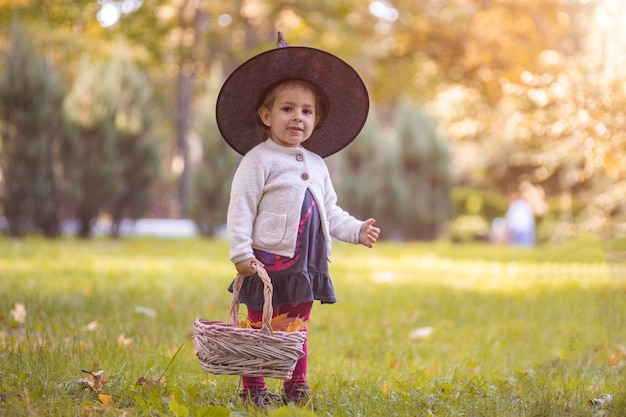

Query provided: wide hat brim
[216,46,369,158]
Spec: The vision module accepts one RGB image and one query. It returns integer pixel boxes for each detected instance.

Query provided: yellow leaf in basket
[269,313,291,331]
[235,313,306,331]
[286,317,306,332]
[272,313,306,332]
[236,319,254,328]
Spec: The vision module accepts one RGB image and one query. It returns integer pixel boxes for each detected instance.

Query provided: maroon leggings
[242,301,312,389]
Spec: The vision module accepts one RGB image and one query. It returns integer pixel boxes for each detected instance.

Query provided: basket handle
[228,262,274,335]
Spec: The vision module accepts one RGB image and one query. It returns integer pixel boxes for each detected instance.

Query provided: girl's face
[258,84,320,148]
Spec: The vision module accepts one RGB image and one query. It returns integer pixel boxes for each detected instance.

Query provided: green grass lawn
[1,234,625,416]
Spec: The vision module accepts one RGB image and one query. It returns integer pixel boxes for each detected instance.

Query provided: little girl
[216,33,380,407]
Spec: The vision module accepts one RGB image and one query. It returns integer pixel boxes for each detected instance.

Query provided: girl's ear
[258,107,271,127]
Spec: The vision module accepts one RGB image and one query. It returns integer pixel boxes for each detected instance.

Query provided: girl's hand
[359,218,380,248]
[235,258,264,277]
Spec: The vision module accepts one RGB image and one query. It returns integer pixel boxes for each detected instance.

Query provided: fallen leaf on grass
[78,369,108,393]
[85,321,99,331]
[589,394,612,417]
[409,326,434,339]
[137,376,167,389]
[135,305,157,318]
[98,394,113,406]
[382,382,392,395]
[75,370,119,412]
[117,334,133,350]
[10,302,27,324]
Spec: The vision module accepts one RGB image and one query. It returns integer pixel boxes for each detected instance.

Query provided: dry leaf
[117,334,133,350]
[236,319,253,328]
[236,313,306,332]
[286,317,306,332]
[409,326,434,339]
[98,394,113,406]
[10,302,27,323]
[78,369,108,393]
[269,313,291,330]
[590,394,612,417]
[135,305,157,318]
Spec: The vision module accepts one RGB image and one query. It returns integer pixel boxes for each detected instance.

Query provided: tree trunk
[177,68,192,218]
[175,0,202,218]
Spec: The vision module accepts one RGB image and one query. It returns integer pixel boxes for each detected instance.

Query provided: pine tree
[107,58,160,238]
[392,98,452,240]
[63,55,159,238]
[0,21,67,237]
[333,99,452,241]
[332,113,388,222]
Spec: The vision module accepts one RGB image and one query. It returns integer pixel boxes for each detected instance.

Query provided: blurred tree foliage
[0,0,624,238]
[0,21,68,236]
[189,70,240,237]
[334,100,452,240]
[106,58,161,238]
[64,55,159,237]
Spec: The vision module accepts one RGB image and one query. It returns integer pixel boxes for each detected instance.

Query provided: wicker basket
[193,263,307,379]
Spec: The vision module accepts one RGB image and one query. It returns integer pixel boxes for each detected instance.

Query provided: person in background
[505,186,536,246]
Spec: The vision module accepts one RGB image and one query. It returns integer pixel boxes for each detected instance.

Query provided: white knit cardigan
[227,138,363,265]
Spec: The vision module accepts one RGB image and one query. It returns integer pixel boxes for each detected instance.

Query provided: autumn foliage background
[1,0,625,240]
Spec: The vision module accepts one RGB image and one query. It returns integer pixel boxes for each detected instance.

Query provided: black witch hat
[216,32,369,158]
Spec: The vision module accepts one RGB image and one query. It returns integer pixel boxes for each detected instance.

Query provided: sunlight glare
[218,14,232,27]
[369,1,399,22]
[98,0,144,28]
[98,2,121,28]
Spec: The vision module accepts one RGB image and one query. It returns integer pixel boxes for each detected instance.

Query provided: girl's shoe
[239,387,281,408]
[282,382,310,405]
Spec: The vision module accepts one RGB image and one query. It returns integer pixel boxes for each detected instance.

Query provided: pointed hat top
[276,31,289,48]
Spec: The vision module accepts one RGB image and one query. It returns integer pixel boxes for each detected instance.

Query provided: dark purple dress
[229,190,336,310]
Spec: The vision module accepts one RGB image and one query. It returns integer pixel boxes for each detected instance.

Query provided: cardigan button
[296,154,304,162]
[301,173,309,181]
